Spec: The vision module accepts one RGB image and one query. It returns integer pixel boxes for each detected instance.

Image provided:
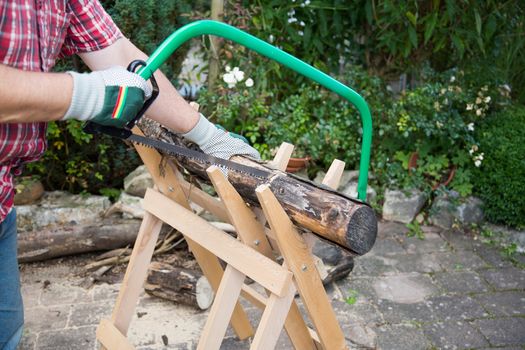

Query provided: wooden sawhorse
[95,127,349,349]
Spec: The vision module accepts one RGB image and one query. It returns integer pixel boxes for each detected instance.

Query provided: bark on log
[137,118,377,255]
[17,219,141,263]
[145,261,214,310]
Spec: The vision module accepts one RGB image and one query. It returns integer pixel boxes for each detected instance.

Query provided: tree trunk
[136,119,377,256]
[17,219,140,263]
[145,261,214,310]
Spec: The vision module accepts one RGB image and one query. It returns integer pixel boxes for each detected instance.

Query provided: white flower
[476,97,482,104]
[466,104,473,111]
[305,0,311,4]
[450,76,456,82]
[436,121,444,128]
[476,109,482,116]
[231,67,244,81]
[434,101,440,111]
[481,85,488,92]
[478,152,484,160]
[225,65,231,72]
[467,123,475,131]
[269,34,274,43]
[484,96,491,103]
[343,39,350,46]
[245,78,254,87]
[440,88,446,95]
[501,84,511,92]
[298,30,304,36]
[222,72,237,88]
[288,17,297,23]
[300,21,305,26]
[474,159,482,167]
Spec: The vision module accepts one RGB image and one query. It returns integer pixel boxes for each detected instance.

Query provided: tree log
[17,219,140,263]
[145,261,214,310]
[137,118,377,255]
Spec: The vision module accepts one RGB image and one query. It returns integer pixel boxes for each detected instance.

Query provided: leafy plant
[344,289,359,305]
[472,105,525,228]
[406,220,425,240]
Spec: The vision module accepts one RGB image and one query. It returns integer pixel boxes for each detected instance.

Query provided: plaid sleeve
[60,0,123,57]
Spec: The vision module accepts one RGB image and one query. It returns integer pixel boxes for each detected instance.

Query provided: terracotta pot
[286,156,311,173]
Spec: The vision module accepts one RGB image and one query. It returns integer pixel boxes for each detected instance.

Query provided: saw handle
[83,59,159,136]
[124,59,159,129]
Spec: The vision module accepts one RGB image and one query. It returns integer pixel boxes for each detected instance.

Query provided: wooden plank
[143,188,292,296]
[110,212,163,334]
[322,159,345,190]
[268,142,294,171]
[250,283,296,350]
[207,166,316,350]
[178,177,230,223]
[132,129,254,340]
[97,319,135,350]
[197,265,245,350]
[256,185,349,350]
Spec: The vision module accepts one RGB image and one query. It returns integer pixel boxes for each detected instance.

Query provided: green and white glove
[183,114,261,160]
[62,66,152,128]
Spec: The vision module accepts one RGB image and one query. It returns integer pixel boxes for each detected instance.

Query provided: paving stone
[40,283,79,306]
[475,291,525,317]
[24,306,70,332]
[481,267,525,290]
[376,324,430,350]
[438,251,490,271]
[91,283,122,301]
[474,317,525,347]
[399,232,449,254]
[474,244,515,268]
[21,284,41,309]
[219,337,253,349]
[18,330,36,350]
[352,255,400,276]
[425,295,488,321]
[395,253,444,273]
[423,321,489,349]
[36,326,97,350]
[440,230,485,251]
[342,324,377,348]
[433,271,490,294]
[68,302,112,327]
[332,299,382,324]
[336,277,380,304]
[376,299,434,323]
[377,220,408,238]
[372,273,438,303]
[367,238,406,256]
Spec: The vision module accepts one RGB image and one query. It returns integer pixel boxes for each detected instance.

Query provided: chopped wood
[145,261,214,310]
[137,118,377,255]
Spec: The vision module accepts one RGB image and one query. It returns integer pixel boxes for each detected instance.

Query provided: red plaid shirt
[0,0,122,221]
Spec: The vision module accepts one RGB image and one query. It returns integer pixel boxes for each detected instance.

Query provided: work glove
[62,66,152,128]
[183,114,261,161]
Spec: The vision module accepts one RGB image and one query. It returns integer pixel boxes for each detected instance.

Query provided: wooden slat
[256,184,349,350]
[207,166,317,349]
[250,283,296,350]
[97,319,135,350]
[132,128,253,340]
[268,142,294,171]
[197,265,245,350]
[322,159,346,190]
[110,212,163,334]
[143,188,292,297]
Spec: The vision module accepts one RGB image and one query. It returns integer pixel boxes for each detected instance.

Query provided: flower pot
[286,156,311,173]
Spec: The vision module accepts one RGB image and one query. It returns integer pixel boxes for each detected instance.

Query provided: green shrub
[472,105,525,228]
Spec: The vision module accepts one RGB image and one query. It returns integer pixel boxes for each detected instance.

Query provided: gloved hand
[62,66,152,128]
[183,114,261,161]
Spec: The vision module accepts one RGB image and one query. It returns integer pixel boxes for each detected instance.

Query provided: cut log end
[345,205,378,255]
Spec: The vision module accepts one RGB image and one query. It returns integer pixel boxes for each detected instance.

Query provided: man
[0,1,259,348]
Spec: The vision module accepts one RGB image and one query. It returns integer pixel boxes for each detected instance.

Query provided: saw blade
[127,133,271,179]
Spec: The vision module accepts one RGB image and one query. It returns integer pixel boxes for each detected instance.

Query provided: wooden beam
[256,185,349,350]
[268,142,294,171]
[322,159,346,190]
[97,319,135,350]
[143,189,292,297]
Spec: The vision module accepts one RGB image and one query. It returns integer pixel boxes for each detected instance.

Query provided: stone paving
[18,221,525,349]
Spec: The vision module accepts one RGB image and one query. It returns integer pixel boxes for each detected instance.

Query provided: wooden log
[17,219,141,263]
[136,118,377,255]
[144,261,214,310]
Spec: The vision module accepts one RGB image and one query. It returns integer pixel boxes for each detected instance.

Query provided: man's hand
[63,66,152,128]
[183,114,261,161]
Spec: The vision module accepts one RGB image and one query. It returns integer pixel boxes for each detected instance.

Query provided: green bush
[472,105,525,228]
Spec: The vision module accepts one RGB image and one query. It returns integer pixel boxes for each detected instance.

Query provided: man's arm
[79,37,199,133]
[0,64,73,123]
